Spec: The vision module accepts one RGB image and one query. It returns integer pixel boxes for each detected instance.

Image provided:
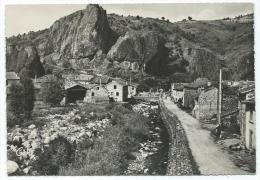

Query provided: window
[92,92,94,96]
[96,87,99,90]
[114,85,117,89]
[132,87,134,90]
[116,92,119,96]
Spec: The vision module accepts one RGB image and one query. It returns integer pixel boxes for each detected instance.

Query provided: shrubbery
[32,136,75,175]
[58,105,150,175]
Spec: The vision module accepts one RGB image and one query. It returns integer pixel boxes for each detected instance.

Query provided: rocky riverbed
[125,101,169,175]
[7,108,112,175]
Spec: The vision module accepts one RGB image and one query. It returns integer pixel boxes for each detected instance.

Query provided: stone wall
[159,100,200,175]
[198,88,218,121]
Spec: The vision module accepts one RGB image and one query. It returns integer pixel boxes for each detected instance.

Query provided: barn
[65,81,88,103]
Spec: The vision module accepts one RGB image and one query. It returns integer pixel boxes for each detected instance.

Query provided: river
[124,100,169,175]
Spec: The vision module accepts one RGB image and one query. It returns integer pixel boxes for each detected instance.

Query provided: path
[163,98,251,175]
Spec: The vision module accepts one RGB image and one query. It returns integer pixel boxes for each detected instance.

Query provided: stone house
[192,87,218,121]
[84,84,109,104]
[6,72,20,86]
[239,92,255,150]
[6,72,20,97]
[171,83,185,103]
[183,81,209,109]
[127,83,138,98]
[65,83,88,104]
[238,84,255,150]
[106,79,128,102]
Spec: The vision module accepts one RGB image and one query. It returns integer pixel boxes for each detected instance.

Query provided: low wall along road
[159,99,200,175]
[161,98,251,175]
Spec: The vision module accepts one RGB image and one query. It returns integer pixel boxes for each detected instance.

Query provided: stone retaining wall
[159,99,200,175]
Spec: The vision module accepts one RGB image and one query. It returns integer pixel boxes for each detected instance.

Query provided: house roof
[110,78,128,86]
[63,74,94,81]
[91,75,111,84]
[184,81,208,89]
[34,74,54,83]
[6,72,20,80]
[173,83,184,91]
[238,84,255,94]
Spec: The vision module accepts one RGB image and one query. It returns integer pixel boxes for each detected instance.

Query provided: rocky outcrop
[6,6,254,81]
[107,31,172,76]
[49,4,116,59]
[6,44,45,78]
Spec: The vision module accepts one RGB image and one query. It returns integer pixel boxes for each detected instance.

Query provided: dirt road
[163,99,251,175]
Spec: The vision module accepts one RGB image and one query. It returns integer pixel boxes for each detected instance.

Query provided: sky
[5,3,254,37]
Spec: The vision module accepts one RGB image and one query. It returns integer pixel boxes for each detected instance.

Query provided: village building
[171,83,185,103]
[6,72,20,86]
[183,81,210,109]
[127,83,138,98]
[6,72,20,98]
[84,84,109,104]
[192,87,218,121]
[238,83,255,150]
[63,73,93,85]
[106,79,128,102]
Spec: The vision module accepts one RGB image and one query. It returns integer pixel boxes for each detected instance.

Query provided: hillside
[6,4,254,83]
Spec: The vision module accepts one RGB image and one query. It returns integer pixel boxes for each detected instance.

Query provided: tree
[41,76,65,106]
[8,83,25,118]
[161,17,165,20]
[21,77,35,119]
[19,69,35,119]
[188,16,192,21]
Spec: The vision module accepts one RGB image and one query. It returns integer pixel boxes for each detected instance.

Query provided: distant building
[63,73,93,85]
[65,83,88,104]
[183,81,209,109]
[171,83,185,103]
[6,72,20,86]
[84,84,109,104]
[238,83,255,150]
[127,83,138,98]
[192,87,218,121]
[106,79,128,102]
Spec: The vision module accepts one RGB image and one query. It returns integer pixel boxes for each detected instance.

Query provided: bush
[8,83,25,116]
[59,105,150,175]
[32,136,75,175]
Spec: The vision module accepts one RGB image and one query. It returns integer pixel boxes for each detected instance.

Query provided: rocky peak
[49,4,116,59]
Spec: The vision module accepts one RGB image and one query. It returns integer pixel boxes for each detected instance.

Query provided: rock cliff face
[6,4,254,82]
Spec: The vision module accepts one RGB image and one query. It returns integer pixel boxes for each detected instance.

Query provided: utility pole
[217,68,222,125]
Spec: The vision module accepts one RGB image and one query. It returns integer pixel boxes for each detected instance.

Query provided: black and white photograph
[1,0,259,178]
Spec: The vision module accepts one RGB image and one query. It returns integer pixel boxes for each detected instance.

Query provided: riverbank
[159,99,200,175]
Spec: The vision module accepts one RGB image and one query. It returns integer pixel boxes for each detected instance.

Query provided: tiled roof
[91,75,111,84]
[6,72,20,80]
[109,78,128,86]
[238,84,255,94]
[34,74,54,83]
[184,81,208,89]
